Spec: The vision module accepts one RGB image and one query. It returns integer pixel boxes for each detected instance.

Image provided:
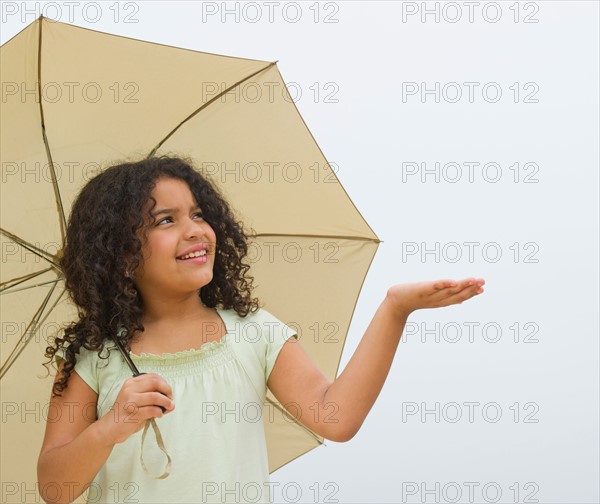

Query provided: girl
[37,155,485,504]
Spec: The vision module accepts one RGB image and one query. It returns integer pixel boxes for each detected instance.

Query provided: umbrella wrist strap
[140,418,172,479]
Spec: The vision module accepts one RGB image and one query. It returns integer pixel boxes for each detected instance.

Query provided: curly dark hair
[45,155,261,397]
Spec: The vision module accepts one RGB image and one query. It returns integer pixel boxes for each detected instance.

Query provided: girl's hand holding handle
[97,373,175,445]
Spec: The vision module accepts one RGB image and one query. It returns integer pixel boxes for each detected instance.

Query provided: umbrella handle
[112,338,172,478]
[112,337,167,413]
[135,372,167,413]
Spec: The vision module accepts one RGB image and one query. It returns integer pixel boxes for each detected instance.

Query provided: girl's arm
[37,363,116,504]
[268,278,485,442]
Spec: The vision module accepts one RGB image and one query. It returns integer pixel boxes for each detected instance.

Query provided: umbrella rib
[0,267,55,293]
[146,61,278,158]
[265,396,326,446]
[270,65,381,242]
[36,17,67,244]
[1,278,62,295]
[331,237,380,390]
[0,281,62,379]
[249,232,382,243]
[0,227,60,267]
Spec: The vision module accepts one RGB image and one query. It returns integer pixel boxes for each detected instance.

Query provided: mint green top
[54,307,297,504]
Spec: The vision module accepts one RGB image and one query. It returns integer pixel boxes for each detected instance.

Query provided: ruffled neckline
[127,307,229,360]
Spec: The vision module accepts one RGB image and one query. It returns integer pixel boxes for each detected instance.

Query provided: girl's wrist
[92,416,118,448]
[384,290,412,321]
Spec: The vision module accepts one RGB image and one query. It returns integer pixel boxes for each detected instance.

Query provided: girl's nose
[183,216,208,240]
[184,224,199,239]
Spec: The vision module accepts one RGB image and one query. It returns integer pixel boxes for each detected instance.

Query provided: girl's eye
[157,213,204,226]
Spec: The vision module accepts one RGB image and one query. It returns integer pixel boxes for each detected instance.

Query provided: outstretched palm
[386,278,485,318]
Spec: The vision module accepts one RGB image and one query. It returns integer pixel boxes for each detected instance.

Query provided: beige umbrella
[0,15,380,499]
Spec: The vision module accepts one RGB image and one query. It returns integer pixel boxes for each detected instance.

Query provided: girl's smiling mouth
[176,250,208,263]
[177,249,208,260]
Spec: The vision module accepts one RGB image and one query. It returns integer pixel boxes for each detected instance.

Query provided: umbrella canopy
[0,15,380,498]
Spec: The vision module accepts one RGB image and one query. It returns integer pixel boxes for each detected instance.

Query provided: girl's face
[131,177,217,296]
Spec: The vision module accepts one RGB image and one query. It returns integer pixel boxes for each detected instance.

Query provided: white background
[2,1,598,503]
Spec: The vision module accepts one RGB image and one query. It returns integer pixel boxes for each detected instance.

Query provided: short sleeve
[54,345,100,394]
[260,309,298,381]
